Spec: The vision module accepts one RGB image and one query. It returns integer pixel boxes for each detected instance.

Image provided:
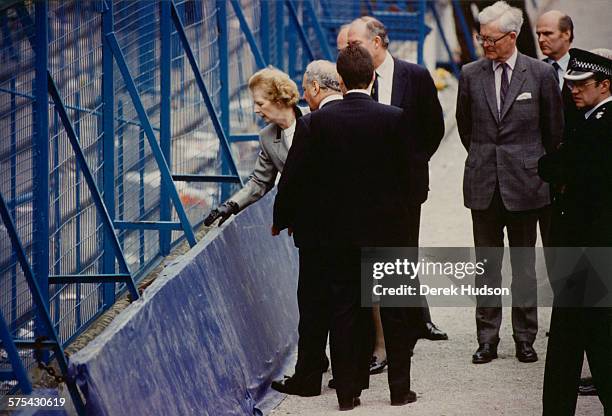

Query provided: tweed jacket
[456,52,564,211]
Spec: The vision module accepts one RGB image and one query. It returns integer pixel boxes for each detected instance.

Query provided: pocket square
[516,92,532,101]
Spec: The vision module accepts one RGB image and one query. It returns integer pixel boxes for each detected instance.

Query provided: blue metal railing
[0,0,431,406]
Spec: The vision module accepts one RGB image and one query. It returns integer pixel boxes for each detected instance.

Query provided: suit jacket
[391,58,445,205]
[542,58,581,138]
[229,107,307,210]
[274,93,414,247]
[456,52,564,211]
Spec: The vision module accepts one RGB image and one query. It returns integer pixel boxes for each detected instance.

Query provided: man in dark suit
[270,60,343,397]
[274,45,421,410]
[538,47,612,416]
[346,17,447,369]
[456,1,563,364]
[535,9,578,321]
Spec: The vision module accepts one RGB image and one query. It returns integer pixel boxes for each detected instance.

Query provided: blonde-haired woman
[204,67,305,225]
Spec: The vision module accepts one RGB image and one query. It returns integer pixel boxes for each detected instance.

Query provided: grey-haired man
[456,0,563,364]
[271,60,343,397]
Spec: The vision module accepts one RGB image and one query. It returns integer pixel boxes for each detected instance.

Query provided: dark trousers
[471,188,539,344]
[539,203,552,263]
[405,204,433,326]
[294,248,331,379]
[543,307,612,416]
[380,306,420,398]
[325,247,373,402]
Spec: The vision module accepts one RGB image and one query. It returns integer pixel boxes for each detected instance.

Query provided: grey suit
[230,107,307,210]
[457,52,563,211]
[456,52,563,345]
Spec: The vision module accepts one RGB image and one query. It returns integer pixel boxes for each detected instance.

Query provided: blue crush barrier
[69,192,299,416]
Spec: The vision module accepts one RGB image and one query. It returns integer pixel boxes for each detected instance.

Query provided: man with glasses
[538,47,612,416]
[456,1,563,365]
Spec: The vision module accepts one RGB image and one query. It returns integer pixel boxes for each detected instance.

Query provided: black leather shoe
[369,355,388,374]
[271,374,321,397]
[472,343,498,364]
[338,396,361,411]
[321,355,330,373]
[328,378,336,389]
[578,377,597,396]
[390,390,417,406]
[422,322,448,341]
[515,342,538,363]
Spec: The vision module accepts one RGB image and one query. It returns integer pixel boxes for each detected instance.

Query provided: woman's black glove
[204,201,239,226]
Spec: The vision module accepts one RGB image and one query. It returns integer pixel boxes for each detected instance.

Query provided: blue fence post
[10,79,18,332]
[33,0,50,357]
[303,0,333,61]
[451,0,477,62]
[229,0,266,68]
[139,128,146,267]
[261,1,270,64]
[285,1,316,63]
[0,311,32,394]
[287,3,297,79]
[117,100,125,250]
[276,2,284,70]
[216,0,232,201]
[74,91,82,329]
[102,0,117,307]
[417,0,426,66]
[429,3,460,77]
[52,110,61,325]
[159,0,172,256]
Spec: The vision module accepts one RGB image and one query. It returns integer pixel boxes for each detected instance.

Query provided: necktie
[551,61,561,83]
[371,72,379,101]
[500,63,509,115]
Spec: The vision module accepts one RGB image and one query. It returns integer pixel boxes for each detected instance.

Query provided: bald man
[536,10,578,130]
[347,17,446,347]
[336,24,349,52]
[535,11,579,301]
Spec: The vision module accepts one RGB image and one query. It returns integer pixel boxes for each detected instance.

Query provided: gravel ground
[270,77,605,415]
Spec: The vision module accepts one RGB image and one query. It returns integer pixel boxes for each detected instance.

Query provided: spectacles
[476,32,512,46]
[566,80,598,91]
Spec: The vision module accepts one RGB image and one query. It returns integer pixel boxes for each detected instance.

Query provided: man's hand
[204,201,239,226]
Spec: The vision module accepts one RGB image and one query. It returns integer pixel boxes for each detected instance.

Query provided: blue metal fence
[0,0,430,405]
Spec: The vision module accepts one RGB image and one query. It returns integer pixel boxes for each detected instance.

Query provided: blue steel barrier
[0,0,432,407]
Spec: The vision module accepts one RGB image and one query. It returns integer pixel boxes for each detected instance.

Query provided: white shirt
[373,51,395,105]
[585,95,612,119]
[546,52,570,90]
[318,94,343,109]
[282,119,296,149]
[346,89,370,96]
[493,48,518,116]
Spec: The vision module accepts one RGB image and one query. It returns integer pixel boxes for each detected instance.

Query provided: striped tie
[500,63,509,116]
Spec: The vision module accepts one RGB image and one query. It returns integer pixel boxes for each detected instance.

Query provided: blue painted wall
[69,192,299,415]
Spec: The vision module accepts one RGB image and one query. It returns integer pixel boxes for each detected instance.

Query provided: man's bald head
[337,24,350,52]
[536,10,573,61]
[347,16,389,68]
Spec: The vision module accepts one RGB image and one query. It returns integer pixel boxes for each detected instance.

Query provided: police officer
[538,48,612,416]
